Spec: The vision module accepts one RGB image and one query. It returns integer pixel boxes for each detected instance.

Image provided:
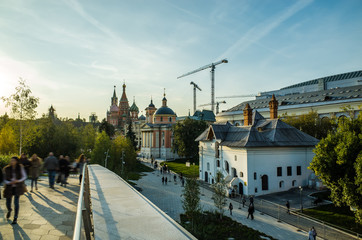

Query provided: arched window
[169,117,172,122]
[162,132,165,146]
[225,161,229,174]
[232,168,237,177]
[216,160,220,167]
[279,181,285,188]
[292,180,297,187]
[160,116,163,122]
[207,162,210,171]
[261,175,268,190]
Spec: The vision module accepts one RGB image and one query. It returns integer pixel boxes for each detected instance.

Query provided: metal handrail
[73,163,90,240]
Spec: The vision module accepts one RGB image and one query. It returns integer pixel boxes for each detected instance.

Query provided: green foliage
[126,120,137,150]
[180,211,277,240]
[0,123,17,154]
[0,154,16,169]
[99,119,115,137]
[212,171,227,219]
[281,110,336,139]
[172,118,208,161]
[108,135,137,178]
[160,159,199,178]
[1,78,39,155]
[310,112,362,223]
[182,178,201,221]
[302,204,362,234]
[91,131,111,166]
[79,124,97,156]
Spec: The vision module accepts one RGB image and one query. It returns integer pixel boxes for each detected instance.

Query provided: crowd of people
[0,152,88,225]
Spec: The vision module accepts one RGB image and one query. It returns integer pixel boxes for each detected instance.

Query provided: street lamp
[299,186,303,212]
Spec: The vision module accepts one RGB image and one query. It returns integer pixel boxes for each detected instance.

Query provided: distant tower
[145,97,157,124]
[119,82,130,126]
[269,94,278,119]
[243,103,252,126]
[129,97,139,120]
[111,85,118,105]
[49,105,55,118]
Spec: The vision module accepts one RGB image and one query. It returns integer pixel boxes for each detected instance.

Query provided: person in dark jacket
[3,156,27,224]
[229,202,233,215]
[29,154,42,192]
[59,156,70,187]
[44,152,59,189]
[247,203,255,220]
[19,154,31,176]
[76,154,86,184]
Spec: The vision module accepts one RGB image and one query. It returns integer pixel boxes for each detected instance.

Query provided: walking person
[286,200,290,214]
[19,154,31,177]
[242,195,246,208]
[229,202,233,215]
[76,154,86,184]
[181,177,185,187]
[44,152,59,189]
[29,154,41,192]
[247,203,255,220]
[162,176,165,185]
[59,156,70,187]
[165,177,168,185]
[309,227,317,240]
[173,174,177,182]
[3,156,27,224]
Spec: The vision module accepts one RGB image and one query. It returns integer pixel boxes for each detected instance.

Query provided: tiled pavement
[0,176,79,240]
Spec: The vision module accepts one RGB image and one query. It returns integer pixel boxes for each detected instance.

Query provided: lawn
[180,212,277,240]
[161,159,199,178]
[302,204,361,234]
[125,161,154,185]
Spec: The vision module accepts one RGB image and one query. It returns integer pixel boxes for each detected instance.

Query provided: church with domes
[140,91,178,160]
[106,83,145,138]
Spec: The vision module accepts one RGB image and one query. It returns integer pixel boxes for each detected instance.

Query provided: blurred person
[29,154,42,192]
[59,156,70,187]
[19,154,31,177]
[3,156,27,224]
[77,154,86,184]
[44,152,59,189]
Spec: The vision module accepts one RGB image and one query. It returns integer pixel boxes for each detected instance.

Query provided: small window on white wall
[207,162,210,171]
[234,155,237,161]
[279,181,285,188]
[292,180,297,187]
[240,172,244,177]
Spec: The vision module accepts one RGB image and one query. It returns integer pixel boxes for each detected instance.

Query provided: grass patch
[180,211,276,240]
[161,159,199,178]
[302,204,362,234]
[123,161,154,184]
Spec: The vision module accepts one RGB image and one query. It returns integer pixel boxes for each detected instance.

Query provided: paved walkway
[135,163,310,240]
[0,176,79,240]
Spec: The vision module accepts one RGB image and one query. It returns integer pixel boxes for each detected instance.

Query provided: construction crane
[190,81,202,114]
[216,94,257,99]
[198,101,226,114]
[177,59,228,113]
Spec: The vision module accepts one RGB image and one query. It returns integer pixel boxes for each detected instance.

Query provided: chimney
[269,94,278,119]
[243,103,252,126]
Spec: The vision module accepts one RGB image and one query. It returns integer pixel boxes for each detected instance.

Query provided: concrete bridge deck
[0,176,79,240]
[88,164,196,240]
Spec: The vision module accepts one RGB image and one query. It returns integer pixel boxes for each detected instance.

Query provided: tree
[281,110,336,139]
[212,171,227,220]
[109,135,137,178]
[99,119,115,137]
[182,178,201,221]
[0,123,17,154]
[309,112,362,222]
[126,120,137,150]
[172,118,208,161]
[79,124,97,156]
[91,131,112,166]
[1,79,39,155]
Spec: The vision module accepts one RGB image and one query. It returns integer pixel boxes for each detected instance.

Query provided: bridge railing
[73,163,94,240]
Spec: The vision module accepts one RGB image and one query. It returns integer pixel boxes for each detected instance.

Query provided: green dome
[130,102,139,113]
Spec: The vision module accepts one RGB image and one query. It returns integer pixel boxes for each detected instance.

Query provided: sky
[0,0,361,120]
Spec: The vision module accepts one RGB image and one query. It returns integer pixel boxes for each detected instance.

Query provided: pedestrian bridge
[86,165,195,240]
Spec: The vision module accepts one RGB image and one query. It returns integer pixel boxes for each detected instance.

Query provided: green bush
[0,154,16,169]
[180,211,276,240]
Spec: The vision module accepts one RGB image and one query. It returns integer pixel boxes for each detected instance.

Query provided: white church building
[196,95,319,196]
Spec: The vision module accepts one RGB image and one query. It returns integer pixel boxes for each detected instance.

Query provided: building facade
[197,96,319,196]
[140,92,178,160]
[217,70,362,124]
